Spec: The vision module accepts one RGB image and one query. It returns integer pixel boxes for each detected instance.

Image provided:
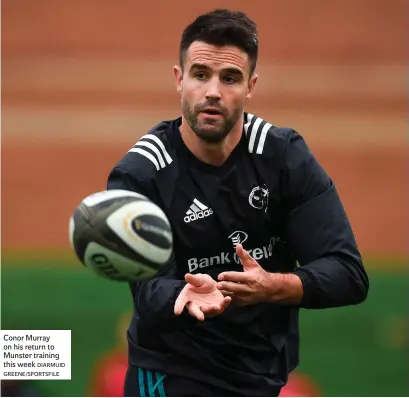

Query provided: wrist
[265,272,303,305]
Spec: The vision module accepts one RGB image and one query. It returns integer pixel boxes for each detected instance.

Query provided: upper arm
[281,130,331,208]
[107,166,146,193]
[282,131,358,265]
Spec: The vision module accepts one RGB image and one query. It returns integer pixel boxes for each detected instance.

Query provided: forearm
[106,168,197,328]
[286,185,369,309]
[292,255,368,309]
[136,277,197,331]
[265,272,303,305]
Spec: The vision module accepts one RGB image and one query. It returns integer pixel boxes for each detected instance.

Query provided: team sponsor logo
[187,236,283,273]
[228,231,248,248]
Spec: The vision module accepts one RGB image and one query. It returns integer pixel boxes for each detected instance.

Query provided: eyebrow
[189,63,244,76]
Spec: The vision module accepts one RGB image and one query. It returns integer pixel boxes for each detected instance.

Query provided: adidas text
[184,208,213,223]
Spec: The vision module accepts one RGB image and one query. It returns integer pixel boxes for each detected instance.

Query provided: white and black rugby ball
[69,190,173,282]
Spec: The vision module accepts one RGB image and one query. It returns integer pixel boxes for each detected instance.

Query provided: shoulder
[244,112,320,180]
[112,119,177,182]
[243,113,331,203]
[243,112,298,162]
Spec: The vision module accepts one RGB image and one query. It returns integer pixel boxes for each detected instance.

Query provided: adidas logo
[184,199,213,223]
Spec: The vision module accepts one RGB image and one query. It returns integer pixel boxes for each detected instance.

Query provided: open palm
[174,273,231,321]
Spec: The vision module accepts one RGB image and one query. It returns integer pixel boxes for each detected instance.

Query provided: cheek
[181,85,199,104]
[226,91,247,111]
[181,93,197,115]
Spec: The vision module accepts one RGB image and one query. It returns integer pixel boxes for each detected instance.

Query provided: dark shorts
[124,366,246,397]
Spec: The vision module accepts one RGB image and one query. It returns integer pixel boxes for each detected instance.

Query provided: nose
[205,77,222,101]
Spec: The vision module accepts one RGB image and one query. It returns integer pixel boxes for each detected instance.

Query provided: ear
[245,73,258,100]
[173,65,183,94]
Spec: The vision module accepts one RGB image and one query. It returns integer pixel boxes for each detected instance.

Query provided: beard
[182,99,243,144]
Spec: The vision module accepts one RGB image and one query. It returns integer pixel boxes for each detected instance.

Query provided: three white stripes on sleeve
[128,134,173,171]
[244,113,272,155]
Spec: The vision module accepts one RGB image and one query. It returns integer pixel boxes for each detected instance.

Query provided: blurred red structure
[2,0,407,261]
[280,373,322,397]
[88,311,130,397]
[88,351,128,397]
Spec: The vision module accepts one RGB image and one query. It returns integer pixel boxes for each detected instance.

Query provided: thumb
[185,273,206,287]
[185,273,215,293]
[236,244,258,269]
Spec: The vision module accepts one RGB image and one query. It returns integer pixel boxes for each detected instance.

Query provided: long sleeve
[107,166,195,330]
[282,131,369,309]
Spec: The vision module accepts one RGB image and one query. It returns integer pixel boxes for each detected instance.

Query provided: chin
[195,129,228,144]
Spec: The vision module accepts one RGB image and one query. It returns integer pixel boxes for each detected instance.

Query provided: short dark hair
[179,9,259,76]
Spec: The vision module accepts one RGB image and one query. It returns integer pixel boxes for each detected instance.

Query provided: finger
[220,296,232,311]
[185,273,205,287]
[217,281,250,293]
[219,290,234,297]
[187,301,205,321]
[236,244,258,268]
[200,304,221,314]
[218,271,250,283]
[174,291,188,315]
[201,297,231,316]
[186,274,216,293]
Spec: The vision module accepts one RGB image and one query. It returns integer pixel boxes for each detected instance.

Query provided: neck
[179,114,244,166]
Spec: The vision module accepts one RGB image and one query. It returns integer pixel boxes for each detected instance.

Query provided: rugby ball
[69,190,173,282]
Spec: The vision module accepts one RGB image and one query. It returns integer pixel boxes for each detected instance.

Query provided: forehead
[185,41,249,73]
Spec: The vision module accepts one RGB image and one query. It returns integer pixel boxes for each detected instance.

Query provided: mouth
[200,108,223,116]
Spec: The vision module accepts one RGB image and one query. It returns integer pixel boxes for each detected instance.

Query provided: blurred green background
[2,0,407,396]
[2,259,408,396]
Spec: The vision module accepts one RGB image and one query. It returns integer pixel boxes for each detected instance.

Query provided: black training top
[107,112,369,396]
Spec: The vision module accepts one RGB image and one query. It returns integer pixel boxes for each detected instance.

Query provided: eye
[194,72,207,81]
[223,76,238,84]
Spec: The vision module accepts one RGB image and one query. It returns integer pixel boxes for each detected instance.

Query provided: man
[107,9,369,397]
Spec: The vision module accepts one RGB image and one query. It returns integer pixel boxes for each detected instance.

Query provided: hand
[217,244,274,306]
[174,273,232,321]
